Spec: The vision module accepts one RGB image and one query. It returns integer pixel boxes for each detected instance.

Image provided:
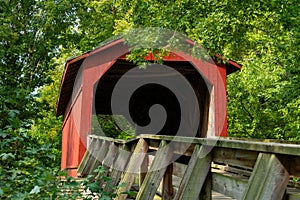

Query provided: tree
[109,0,300,140]
[0,0,299,198]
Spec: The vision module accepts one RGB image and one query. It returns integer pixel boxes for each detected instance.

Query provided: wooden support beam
[199,170,212,200]
[139,155,148,186]
[77,139,102,177]
[136,140,173,200]
[110,144,131,187]
[88,140,109,174]
[99,142,119,187]
[102,142,118,171]
[242,153,289,200]
[174,145,212,200]
[116,138,149,200]
[162,164,174,200]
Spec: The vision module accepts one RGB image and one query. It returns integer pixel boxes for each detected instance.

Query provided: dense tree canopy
[0,0,299,198]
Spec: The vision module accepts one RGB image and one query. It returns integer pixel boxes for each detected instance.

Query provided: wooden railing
[77,134,300,200]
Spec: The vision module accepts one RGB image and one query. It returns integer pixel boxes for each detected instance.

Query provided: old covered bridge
[56,37,300,199]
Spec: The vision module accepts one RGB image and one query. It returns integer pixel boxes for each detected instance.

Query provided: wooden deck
[77,134,300,200]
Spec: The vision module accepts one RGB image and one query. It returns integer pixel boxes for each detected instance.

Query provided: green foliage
[0,126,60,199]
[0,129,125,200]
[0,0,299,198]
[82,165,126,199]
[111,0,300,140]
[93,115,135,140]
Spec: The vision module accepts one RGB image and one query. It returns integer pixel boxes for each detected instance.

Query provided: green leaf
[0,153,15,161]
[30,186,41,194]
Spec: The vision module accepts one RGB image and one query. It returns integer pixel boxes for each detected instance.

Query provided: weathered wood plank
[174,145,212,200]
[173,162,187,178]
[110,145,131,187]
[139,155,148,186]
[199,170,212,200]
[77,137,96,176]
[211,163,252,178]
[89,134,300,156]
[213,147,258,169]
[212,191,235,200]
[212,172,248,200]
[162,164,174,200]
[77,139,102,177]
[102,142,118,170]
[116,138,149,200]
[136,140,173,200]
[242,153,290,200]
[138,134,300,156]
[98,142,119,187]
[287,188,300,200]
[88,140,109,174]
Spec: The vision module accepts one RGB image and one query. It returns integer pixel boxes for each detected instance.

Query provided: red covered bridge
[56,37,241,177]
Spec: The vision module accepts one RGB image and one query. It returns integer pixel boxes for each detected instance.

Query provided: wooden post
[139,154,148,187]
[136,140,173,200]
[174,145,212,200]
[199,169,212,200]
[242,153,289,200]
[162,164,174,200]
[116,138,149,200]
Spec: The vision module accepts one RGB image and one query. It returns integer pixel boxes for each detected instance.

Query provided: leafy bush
[92,115,135,140]
[0,124,125,199]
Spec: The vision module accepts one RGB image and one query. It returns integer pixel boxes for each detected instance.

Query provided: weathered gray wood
[116,138,148,200]
[173,162,187,178]
[199,170,212,200]
[139,155,148,187]
[213,147,258,169]
[98,142,119,187]
[89,134,300,156]
[110,145,131,187]
[81,135,300,200]
[212,163,252,178]
[77,138,95,176]
[77,139,102,177]
[287,188,300,200]
[212,191,235,200]
[136,140,173,200]
[174,145,212,200]
[102,142,118,170]
[242,153,290,200]
[138,134,300,156]
[162,164,174,200]
[172,175,182,189]
[88,140,109,174]
[212,172,248,200]
[88,134,136,144]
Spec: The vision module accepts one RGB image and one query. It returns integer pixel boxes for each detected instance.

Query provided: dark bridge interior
[94,60,210,137]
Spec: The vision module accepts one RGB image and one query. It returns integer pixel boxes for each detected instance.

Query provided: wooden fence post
[174,145,212,200]
[162,164,174,200]
[116,138,149,200]
[136,140,173,200]
[242,153,289,200]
